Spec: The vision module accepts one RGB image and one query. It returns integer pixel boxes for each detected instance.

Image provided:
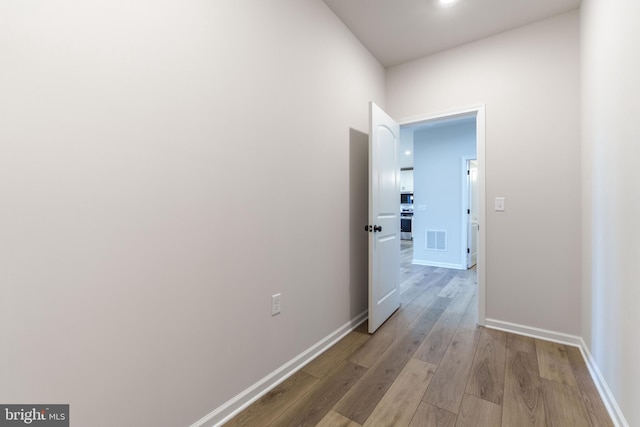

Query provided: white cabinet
[400,169,414,193]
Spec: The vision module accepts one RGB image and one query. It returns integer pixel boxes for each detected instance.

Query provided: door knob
[374,225,382,232]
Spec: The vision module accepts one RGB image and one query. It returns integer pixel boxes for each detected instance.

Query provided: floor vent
[426,230,447,251]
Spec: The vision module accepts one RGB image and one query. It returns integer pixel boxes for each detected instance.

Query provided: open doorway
[397,105,485,325]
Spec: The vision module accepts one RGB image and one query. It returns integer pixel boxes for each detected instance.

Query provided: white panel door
[368,102,400,334]
[467,160,478,268]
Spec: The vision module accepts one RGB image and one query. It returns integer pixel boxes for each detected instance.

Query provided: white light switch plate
[271,293,281,316]
[495,197,505,211]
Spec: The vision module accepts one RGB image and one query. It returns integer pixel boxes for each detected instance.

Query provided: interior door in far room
[467,159,478,268]
[367,102,400,334]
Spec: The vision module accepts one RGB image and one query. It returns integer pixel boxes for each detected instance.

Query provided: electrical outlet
[271,293,281,316]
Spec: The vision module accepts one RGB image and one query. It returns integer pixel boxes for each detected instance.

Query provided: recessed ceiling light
[405,150,411,155]
[439,0,457,5]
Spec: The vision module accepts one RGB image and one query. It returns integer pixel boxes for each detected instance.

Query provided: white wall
[581,0,640,425]
[412,121,476,268]
[387,11,582,334]
[0,1,384,426]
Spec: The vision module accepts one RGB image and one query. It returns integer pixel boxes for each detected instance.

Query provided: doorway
[397,105,485,325]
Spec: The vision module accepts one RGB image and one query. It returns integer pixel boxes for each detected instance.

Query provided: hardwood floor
[225,240,612,427]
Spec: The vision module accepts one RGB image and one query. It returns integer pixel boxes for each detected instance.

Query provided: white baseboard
[484,318,583,347]
[484,318,628,427]
[412,259,466,270]
[190,310,368,427]
[577,338,629,427]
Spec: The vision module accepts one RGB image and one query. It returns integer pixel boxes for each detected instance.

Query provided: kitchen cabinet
[400,169,414,193]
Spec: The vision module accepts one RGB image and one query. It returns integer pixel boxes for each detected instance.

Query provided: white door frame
[462,158,478,269]
[397,104,486,326]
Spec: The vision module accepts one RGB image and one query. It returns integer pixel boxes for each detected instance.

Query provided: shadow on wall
[349,128,369,319]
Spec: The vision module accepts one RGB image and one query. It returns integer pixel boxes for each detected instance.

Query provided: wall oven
[401,193,413,240]
[401,212,413,240]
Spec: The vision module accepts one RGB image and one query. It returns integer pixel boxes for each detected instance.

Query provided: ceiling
[323,0,581,169]
[322,0,581,67]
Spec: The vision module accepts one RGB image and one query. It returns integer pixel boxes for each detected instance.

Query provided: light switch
[495,197,505,211]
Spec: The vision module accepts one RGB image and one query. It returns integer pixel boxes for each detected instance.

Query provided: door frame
[462,157,478,268]
[397,104,486,325]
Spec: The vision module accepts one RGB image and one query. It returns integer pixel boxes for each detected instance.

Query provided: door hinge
[467,170,470,175]
[467,248,470,254]
[467,209,470,214]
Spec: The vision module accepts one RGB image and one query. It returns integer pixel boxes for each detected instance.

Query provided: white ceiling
[322,0,581,67]
[324,0,581,169]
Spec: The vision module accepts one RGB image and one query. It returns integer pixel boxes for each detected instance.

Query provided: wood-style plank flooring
[226,240,613,427]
